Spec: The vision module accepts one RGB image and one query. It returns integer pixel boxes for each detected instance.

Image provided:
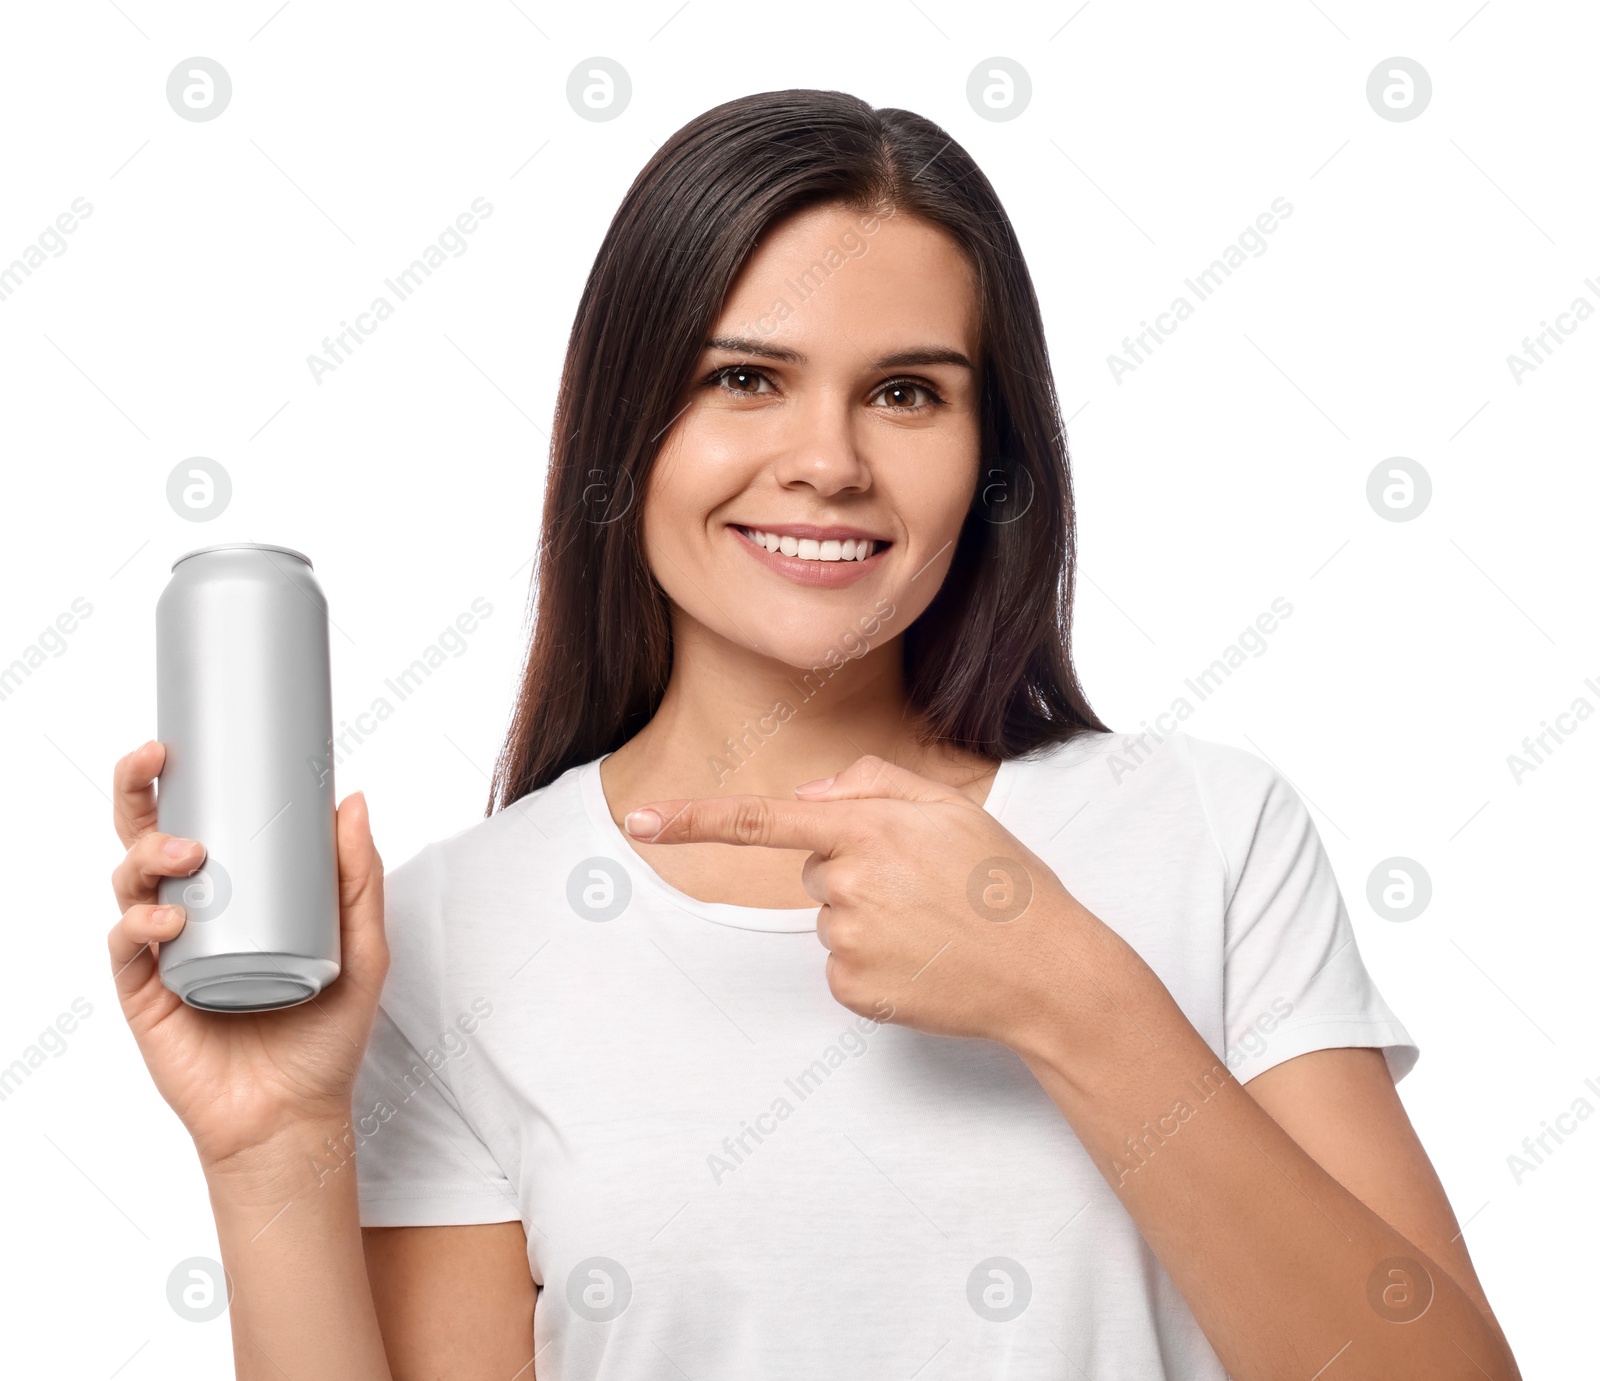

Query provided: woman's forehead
[712,204,980,361]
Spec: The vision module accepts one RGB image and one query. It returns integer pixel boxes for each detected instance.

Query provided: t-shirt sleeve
[1190,739,1420,1085]
[350,843,522,1227]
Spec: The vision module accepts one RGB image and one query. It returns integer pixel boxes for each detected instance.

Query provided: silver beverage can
[155,542,341,1011]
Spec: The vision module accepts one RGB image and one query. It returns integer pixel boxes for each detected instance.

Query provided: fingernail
[152,906,180,927]
[625,809,663,838]
[795,775,835,795]
[162,837,199,858]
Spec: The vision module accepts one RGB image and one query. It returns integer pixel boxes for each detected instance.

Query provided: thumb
[794,753,974,807]
[335,791,387,980]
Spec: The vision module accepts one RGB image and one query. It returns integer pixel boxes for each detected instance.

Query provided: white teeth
[740,527,878,562]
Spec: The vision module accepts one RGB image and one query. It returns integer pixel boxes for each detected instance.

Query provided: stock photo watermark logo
[566,857,632,922]
[966,59,1030,122]
[166,1257,231,1323]
[1366,457,1431,522]
[0,997,93,1105]
[708,596,895,786]
[0,197,93,305]
[581,462,634,526]
[1107,198,1294,384]
[311,999,495,1189]
[967,857,1032,923]
[1110,597,1295,783]
[567,1257,632,1322]
[166,457,232,521]
[1366,58,1431,123]
[306,598,494,784]
[1109,1058,1233,1187]
[0,598,93,705]
[979,457,1034,525]
[1366,1256,1433,1323]
[967,1257,1031,1322]
[1506,279,1600,383]
[171,858,232,923]
[567,59,630,122]
[305,198,496,384]
[166,58,232,122]
[1366,857,1431,922]
[705,1000,896,1186]
[1505,677,1600,784]
[1504,1074,1600,1185]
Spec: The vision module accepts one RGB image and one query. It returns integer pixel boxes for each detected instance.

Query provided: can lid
[172,542,313,572]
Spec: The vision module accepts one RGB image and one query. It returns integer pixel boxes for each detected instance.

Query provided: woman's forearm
[1010,911,1518,1381]
[203,1118,392,1381]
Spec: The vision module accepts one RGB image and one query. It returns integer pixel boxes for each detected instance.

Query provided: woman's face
[642,200,983,671]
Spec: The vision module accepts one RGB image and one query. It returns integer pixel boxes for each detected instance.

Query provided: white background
[1,0,1594,1375]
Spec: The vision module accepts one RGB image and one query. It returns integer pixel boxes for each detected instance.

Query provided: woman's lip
[731,526,885,587]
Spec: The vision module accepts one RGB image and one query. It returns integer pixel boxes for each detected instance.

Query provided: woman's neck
[603,614,996,806]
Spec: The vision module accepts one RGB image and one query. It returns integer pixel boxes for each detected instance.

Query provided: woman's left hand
[624,754,1092,1050]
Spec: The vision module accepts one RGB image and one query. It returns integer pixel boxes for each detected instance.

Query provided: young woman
[108,91,1519,1379]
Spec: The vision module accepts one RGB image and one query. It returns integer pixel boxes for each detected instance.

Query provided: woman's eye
[871,379,943,410]
[712,366,775,395]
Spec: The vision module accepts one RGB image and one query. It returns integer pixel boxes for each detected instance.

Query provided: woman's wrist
[201,1114,391,1381]
[202,1113,358,1208]
[1002,891,1192,1099]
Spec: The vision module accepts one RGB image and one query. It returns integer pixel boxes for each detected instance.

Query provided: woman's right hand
[108,740,391,1175]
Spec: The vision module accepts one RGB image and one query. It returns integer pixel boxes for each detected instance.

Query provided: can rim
[172,542,313,572]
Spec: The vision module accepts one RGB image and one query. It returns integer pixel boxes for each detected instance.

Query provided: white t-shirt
[352,728,1416,1379]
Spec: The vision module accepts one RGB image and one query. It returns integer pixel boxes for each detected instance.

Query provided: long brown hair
[487,89,1107,812]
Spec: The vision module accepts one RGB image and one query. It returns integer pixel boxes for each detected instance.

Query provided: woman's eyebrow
[704,336,974,370]
[874,347,975,370]
[704,335,804,362]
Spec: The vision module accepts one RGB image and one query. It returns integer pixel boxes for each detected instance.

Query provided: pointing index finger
[625,795,850,854]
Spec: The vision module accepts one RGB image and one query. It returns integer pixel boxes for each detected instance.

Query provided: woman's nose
[771,394,870,496]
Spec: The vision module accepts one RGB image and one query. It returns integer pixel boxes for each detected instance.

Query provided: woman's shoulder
[1007,727,1312,894]
[1013,724,1272,779]
[1008,725,1288,819]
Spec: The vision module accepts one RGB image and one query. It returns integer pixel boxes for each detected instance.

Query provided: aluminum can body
[155,543,340,1010]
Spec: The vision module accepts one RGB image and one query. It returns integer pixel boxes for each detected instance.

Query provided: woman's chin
[705,601,898,679]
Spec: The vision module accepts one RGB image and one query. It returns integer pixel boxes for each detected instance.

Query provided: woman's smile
[730,521,890,588]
